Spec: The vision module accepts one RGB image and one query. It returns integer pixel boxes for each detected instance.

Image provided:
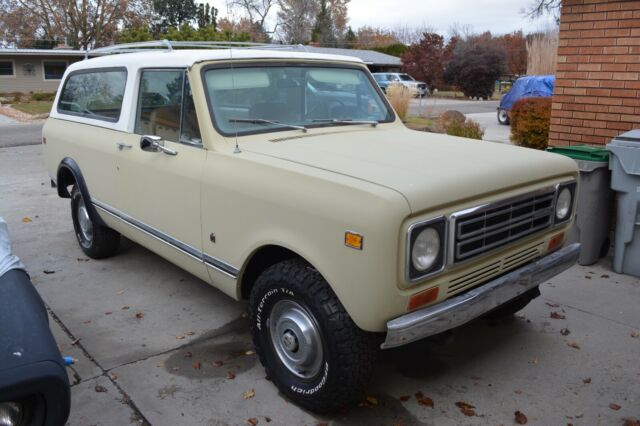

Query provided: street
[409,98,500,117]
[0,144,638,425]
[0,120,44,148]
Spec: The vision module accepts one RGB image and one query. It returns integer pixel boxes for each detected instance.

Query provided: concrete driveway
[0,121,44,148]
[1,145,639,425]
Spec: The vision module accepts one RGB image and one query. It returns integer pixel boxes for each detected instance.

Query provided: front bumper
[382,243,580,349]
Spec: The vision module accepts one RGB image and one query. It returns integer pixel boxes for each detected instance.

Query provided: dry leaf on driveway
[135,311,144,319]
[550,311,566,320]
[226,372,236,380]
[366,396,379,406]
[399,395,411,402]
[515,410,528,424]
[22,217,32,223]
[567,341,581,350]
[610,403,622,411]
[247,418,259,426]
[94,385,107,393]
[193,361,201,370]
[560,328,571,336]
[631,330,639,338]
[582,377,592,384]
[212,360,223,367]
[623,418,640,426]
[455,401,476,416]
[243,389,256,399]
[116,289,125,294]
[418,396,434,408]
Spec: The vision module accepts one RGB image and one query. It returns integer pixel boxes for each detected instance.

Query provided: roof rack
[85,40,308,59]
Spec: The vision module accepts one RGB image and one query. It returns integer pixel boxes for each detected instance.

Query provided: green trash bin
[547,145,612,265]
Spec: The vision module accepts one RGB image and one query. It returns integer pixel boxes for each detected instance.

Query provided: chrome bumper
[382,243,580,349]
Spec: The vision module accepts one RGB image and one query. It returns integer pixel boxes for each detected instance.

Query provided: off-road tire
[485,286,540,319]
[70,186,120,259]
[249,259,377,413]
[497,108,510,125]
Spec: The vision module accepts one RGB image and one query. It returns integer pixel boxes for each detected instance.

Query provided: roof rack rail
[85,40,308,59]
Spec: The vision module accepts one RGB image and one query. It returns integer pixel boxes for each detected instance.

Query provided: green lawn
[12,101,53,115]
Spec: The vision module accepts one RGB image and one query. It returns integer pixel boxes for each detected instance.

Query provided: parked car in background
[0,217,71,426]
[373,72,429,97]
[497,75,555,125]
[44,42,579,413]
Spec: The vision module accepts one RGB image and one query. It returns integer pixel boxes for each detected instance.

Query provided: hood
[242,127,577,213]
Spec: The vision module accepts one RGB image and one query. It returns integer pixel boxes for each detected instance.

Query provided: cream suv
[43,42,580,413]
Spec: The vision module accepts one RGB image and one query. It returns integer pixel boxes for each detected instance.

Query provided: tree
[373,43,407,57]
[497,30,527,75]
[444,34,506,99]
[229,0,277,35]
[196,3,218,30]
[311,0,336,47]
[343,26,357,48]
[355,26,399,49]
[527,0,561,20]
[401,33,446,90]
[153,0,198,28]
[0,0,152,49]
[277,0,318,44]
[328,0,349,39]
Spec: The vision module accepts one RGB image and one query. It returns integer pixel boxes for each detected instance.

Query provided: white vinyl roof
[66,48,364,73]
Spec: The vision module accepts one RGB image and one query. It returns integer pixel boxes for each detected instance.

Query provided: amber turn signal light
[344,231,363,250]
[547,232,565,253]
[408,286,439,311]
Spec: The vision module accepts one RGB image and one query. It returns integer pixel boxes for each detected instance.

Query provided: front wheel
[70,187,120,259]
[249,260,377,413]
[497,108,510,125]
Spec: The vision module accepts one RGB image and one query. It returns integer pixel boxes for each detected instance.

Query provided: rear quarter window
[57,68,127,122]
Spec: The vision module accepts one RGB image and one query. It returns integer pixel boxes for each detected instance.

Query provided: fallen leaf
[247,419,259,426]
[418,396,434,408]
[183,352,193,358]
[582,377,592,384]
[111,373,118,380]
[585,276,592,280]
[43,270,55,274]
[77,258,90,262]
[455,401,476,417]
[116,289,125,295]
[243,388,255,400]
[631,330,639,338]
[82,320,92,324]
[104,311,112,315]
[550,311,566,320]
[184,331,195,336]
[22,217,32,223]
[176,335,185,340]
[171,367,179,372]
[226,372,236,380]
[515,410,528,424]
[414,391,424,399]
[94,385,108,393]
[528,358,538,365]
[245,350,256,356]
[601,274,610,278]
[366,396,379,406]
[623,418,640,426]
[545,302,560,308]
[567,341,581,350]
[121,306,130,310]
[135,312,144,319]
[264,417,271,423]
[316,423,328,426]
[610,403,622,411]
[212,360,224,367]
[399,395,411,402]
[193,361,201,370]
[514,389,523,395]
[560,328,571,336]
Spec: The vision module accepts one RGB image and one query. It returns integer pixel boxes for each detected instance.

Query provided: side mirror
[140,135,177,156]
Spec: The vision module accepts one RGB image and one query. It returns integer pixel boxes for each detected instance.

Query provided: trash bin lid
[608,129,640,149]
[547,145,610,162]
[607,130,640,176]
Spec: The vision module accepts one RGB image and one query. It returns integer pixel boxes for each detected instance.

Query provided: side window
[180,77,202,145]
[58,69,127,121]
[136,70,201,145]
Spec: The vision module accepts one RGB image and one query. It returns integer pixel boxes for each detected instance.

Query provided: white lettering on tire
[290,362,329,395]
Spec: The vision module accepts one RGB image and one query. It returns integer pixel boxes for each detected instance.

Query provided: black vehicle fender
[56,157,107,227]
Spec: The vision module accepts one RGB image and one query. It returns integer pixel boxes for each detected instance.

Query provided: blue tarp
[499,75,555,111]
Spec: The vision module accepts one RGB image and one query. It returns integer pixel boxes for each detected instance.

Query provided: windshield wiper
[312,119,378,128]
[229,118,307,133]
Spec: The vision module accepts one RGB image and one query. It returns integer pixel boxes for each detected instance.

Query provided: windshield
[399,74,415,82]
[204,65,394,135]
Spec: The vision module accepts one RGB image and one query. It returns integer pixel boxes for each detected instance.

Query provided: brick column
[549,0,640,147]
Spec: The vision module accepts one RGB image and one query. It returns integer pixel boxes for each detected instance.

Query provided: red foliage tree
[400,32,450,90]
[497,30,527,76]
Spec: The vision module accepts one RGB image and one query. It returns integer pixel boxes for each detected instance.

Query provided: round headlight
[412,227,441,271]
[0,401,24,426]
[556,187,572,220]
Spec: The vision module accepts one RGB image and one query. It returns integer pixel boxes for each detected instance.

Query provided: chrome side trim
[92,199,239,279]
[383,243,580,349]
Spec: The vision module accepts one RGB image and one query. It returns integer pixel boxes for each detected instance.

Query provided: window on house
[43,61,67,80]
[0,61,14,76]
[58,69,127,121]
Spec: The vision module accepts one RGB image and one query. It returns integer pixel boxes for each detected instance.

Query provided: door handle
[116,142,132,151]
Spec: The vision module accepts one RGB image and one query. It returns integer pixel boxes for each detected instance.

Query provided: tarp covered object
[499,75,555,111]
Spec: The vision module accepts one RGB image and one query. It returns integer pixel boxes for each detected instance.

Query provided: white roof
[66,48,364,73]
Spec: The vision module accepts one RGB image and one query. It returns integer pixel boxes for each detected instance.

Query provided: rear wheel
[71,187,120,259]
[497,109,510,125]
[249,260,377,413]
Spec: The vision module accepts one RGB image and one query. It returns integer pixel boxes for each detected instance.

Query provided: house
[549,0,640,147]
[0,45,401,95]
[0,48,85,94]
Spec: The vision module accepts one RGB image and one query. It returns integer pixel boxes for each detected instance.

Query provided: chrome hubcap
[77,201,93,242]
[269,300,323,379]
[499,110,508,121]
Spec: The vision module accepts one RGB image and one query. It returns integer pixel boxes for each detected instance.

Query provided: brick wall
[549,0,640,147]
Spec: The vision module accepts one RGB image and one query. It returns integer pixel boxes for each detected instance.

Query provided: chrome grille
[453,188,555,262]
